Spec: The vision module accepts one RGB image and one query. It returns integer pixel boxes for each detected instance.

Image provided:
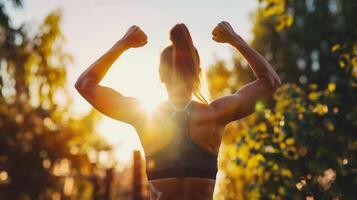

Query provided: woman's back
[134,101,222,199]
[136,101,222,156]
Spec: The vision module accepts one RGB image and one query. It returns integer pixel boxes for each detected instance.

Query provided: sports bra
[144,101,218,180]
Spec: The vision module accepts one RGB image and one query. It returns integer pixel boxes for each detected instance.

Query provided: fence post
[132,150,143,200]
[104,167,114,200]
[91,176,99,200]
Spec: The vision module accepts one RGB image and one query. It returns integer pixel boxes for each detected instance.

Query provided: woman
[75,21,281,199]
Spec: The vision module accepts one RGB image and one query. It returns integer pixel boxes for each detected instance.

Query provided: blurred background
[0,0,356,199]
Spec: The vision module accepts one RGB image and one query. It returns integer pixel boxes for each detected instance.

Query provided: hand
[120,25,148,48]
[212,21,242,44]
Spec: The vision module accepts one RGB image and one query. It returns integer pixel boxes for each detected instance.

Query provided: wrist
[229,34,247,48]
[112,39,129,52]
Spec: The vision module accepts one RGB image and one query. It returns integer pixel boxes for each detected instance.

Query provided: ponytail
[169,24,207,104]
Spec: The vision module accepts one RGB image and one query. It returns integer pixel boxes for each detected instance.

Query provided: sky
[6,0,258,164]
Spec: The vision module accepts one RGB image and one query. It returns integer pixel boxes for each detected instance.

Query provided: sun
[139,97,161,114]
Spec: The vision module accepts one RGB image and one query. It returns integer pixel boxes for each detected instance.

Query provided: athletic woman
[75,21,281,200]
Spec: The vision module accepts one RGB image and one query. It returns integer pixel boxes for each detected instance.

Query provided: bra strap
[184,101,196,139]
[185,101,196,115]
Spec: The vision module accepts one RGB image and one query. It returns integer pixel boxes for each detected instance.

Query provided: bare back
[149,177,215,200]
[135,102,223,199]
[136,101,223,156]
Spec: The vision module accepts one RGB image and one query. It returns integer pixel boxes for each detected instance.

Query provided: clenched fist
[121,25,148,48]
[212,21,242,44]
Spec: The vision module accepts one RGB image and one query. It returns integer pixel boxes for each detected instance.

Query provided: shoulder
[191,101,219,123]
[199,96,242,126]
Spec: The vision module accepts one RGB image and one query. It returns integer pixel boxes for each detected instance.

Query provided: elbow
[271,77,282,90]
[74,81,80,91]
[75,77,97,95]
[269,80,281,94]
[74,80,81,91]
[75,78,87,93]
[263,75,282,93]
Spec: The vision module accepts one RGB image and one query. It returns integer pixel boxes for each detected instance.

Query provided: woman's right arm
[75,26,148,125]
[210,21,281,125]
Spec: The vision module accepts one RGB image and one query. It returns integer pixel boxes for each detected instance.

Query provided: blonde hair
[160,23,207,104]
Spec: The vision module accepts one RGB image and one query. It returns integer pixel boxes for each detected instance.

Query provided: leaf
[352,56,357,68]
[308,91,319,101]
[327,83,336,93]
[338,54,349,68]
[275,14,294,31]
[331,44,341,52]
[285,14,294,26]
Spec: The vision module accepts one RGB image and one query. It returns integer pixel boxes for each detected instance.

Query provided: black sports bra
[144,101,218,180]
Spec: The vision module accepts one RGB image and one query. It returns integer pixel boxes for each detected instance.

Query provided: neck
[167,95,192,111]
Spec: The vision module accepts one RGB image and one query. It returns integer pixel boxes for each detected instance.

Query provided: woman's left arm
[75,26,148,125]
[210,21,281,125]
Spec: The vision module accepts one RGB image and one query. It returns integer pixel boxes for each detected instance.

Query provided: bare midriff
[149,177,215,200]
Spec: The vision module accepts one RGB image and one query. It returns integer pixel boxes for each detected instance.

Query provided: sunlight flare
[139,98,161,115]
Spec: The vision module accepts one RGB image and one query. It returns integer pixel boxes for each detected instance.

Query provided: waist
[148,177,215,199]
[146,167,217,180]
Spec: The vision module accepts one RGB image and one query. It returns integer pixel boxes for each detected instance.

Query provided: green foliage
[0,3,112,200]
[209,0,356,199]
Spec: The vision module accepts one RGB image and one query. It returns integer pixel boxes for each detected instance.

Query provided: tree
[0,1,112,199]
[210,0,356,199]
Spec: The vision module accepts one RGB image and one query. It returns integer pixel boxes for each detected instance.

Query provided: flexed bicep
[210,78,276,125]
[76,81,145,125]
[210,21,281,125]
